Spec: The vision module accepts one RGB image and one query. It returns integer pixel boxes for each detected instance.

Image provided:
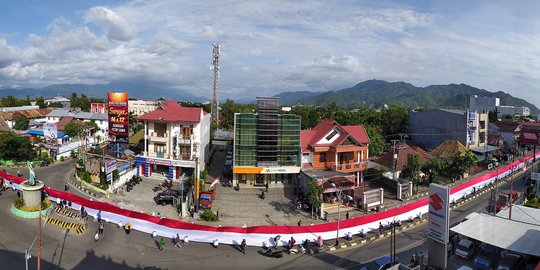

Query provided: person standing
[94,231,100,245]
[183,235,189,246]
[213,239,219,248]
[265,182,269,192]
[240,239,246,254]
[98,222,104,234]
[175,234,182,248]
[346,211,349,220]
[274,235,281,248]
[97,210,102,223]
[297,220,302,226]
[152,231,157,240]
[159,238,165,251]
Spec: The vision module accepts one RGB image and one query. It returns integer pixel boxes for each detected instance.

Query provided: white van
[456,238,476,259]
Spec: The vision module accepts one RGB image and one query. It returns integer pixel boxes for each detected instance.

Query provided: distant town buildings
[233,97,301,186]
[91,103,108,114]
[0,105,40,112]
[128,99,161,116]
[45,95,71,108]
[496,105,530,117]
[136,100,210,179]
[469,95,530,117]
[409,109,489,152]
[0,108,51,129]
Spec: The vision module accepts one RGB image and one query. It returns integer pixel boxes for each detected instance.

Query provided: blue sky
[0,1,539,108]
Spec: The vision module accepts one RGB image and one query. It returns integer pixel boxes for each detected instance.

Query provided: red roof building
[137,100,205,123]
[300,119,370,178]
[376,142,431,172]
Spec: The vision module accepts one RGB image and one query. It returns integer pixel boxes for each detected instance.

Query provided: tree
[64,121,84,138]
[401,154,424,191]
[448,150,478,180]
[307,179,323,218]
[380,104,408,136]
[0,132,35,161]
[13,115,29,130]
[422,157,446,183]
[364,125,387,156]
[0,96,18,107]
[35,97,46,109]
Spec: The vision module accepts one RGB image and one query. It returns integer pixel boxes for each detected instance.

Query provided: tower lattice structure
[211,43,220,127]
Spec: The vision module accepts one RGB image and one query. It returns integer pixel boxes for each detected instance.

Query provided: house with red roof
[300,119,370,185]
[136,100,210,179]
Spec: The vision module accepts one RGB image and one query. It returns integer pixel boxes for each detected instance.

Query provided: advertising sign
[520,128,540,146]
[108,92,129,144]
[105,159,117,174]
[43,123,58,146]
[428,183,450,245]
[107,173,113,182]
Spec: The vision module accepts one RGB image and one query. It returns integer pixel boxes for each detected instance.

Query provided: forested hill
[280,79,539,115]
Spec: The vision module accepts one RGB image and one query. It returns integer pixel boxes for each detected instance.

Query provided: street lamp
[330,182,342,247]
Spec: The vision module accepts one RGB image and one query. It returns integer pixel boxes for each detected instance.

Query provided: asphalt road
[0,162,529,270]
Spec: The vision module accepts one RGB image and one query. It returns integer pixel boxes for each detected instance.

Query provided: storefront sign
[428,183,450,245]
[105,159,117,174]
[108,92,129,144]
[137,157,195,168]
[233,166,300,174]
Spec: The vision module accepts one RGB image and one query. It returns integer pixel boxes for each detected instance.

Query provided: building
[497,105,530,117]
[488,121,520,152]
[45,96,71,108]
[128,99,161,116]
[136,100,210,180]
[90,103,108,114]
[0,109,51,129]
[0,105,40,112]
[74,112,109,143]
[46,109,76,124]
[233,97,301,186]
[409,109,489,151]
[300,119,370,184]
[376,142,430,179]
[469,95,500,113]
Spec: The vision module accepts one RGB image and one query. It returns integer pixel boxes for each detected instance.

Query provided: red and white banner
[2,152,537,247]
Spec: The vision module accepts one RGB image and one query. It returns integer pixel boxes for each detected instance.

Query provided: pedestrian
[56,197,61,208]
[64,182,69,191]
[379,222,383,233]
[125,222,132,234]
[97,210,102,223]
[157,212,162,218]
[288,237,296,251]
[242,223,247,228]
[16,190,20,198]
[94,231,100,244]
[118,221,123,229]
[274,235,281,248]
[159,238,165,251]
[175,234,182,248]
[152,231,157,240]
[98,222,104,234]
[183,235,189,246]
[261,190,265,200]
[298,220,302,226]
[265,182,268,192]
[240,239,246,254]
[317,236,323,248]
[213,239,219,248]
[447,242,452,257]
[324,211,329,222]
[346,231,353,241]
[80,205,85,217]
[346,211,349,220]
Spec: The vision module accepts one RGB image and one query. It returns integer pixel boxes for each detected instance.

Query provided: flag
[209,176,220,189]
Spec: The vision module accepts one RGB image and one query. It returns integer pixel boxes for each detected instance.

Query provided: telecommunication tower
[211,43,220,126]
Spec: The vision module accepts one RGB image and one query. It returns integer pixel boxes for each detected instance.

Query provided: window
[479,121,486,129]
[303,153,309,156]
[319,152,327,163]
[154,123,167,137]
[325,130,338,141]
[479,132,486,143]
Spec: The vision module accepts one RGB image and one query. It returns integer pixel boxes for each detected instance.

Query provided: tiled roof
[56,116,74,131]
[431,140,467,158]
[376,143,431,171]
[300,119,370,151]
[137,100,202,123]
[494,121,519,133]
[75,112,108,121]
[47,109,75,118]
[0,109,52,120]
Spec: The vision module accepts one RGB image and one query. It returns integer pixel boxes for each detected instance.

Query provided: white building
[128,99,161,116]
[469,95,500,113]
[45,96,71,108]
[496,105,530,117]
[74,112,109,143]
[0,105,40,112]
[136,100,210,179]
[46,109,76,124]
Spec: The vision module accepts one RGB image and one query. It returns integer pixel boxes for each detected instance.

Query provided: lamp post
[330,183,342,247]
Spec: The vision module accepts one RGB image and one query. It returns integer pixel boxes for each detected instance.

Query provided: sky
[0,0,539,107]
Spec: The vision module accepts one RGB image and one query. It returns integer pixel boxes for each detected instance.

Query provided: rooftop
[47,109,75,118]
[300,119,370,151]
[137,100,203,123]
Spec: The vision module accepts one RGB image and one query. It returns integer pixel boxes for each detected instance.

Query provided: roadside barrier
[46,217,87,235]
[2,153,538,247]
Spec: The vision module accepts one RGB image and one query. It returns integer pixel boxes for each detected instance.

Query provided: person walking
[97,210,102,223]
[213,239,219,248]
[175,234,182,248]
[159,238,165,251]
[240,239,246,254]
[346,211,349,220]
[265,182,269,192]
[274,235,281,248]
[297,220,302,226]
[98,222,104,235]
[94,231,100,245]
[152,231,157,240]
[64,182,69,191]
[288,237,296,251]
[183,235,189,246]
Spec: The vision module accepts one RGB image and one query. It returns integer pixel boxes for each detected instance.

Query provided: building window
[319,152,326,163]
[154,123,167,137]
[479,121,486,129]
[325,130,338,141]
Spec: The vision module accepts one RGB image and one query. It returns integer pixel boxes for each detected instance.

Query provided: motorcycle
[261,248,283,258]
[289,245,305,255]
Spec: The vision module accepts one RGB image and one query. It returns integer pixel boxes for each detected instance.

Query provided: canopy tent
[450,213,540,256]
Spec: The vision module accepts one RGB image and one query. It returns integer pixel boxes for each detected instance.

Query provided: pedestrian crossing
[55,206,81,220]
[46,217,87,235]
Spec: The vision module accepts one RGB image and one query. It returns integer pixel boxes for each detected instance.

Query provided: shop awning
[470,145,499,154]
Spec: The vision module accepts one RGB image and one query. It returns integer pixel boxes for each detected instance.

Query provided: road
[0,161,528,270]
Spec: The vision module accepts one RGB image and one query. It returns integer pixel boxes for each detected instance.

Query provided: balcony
[178,137,191,144]
[146,151,170,159]
[327,161,368,173]
[150,132,168,142]
[174,154,192,160]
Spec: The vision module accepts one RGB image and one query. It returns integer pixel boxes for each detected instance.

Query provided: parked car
[474,244,500,270]
[360,256,399,270]
[456,238,476,259]
[497,252,526,270]
[155,189,180,206]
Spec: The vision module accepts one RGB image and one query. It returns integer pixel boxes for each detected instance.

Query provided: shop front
[233,166,300,186]
[136,156,196,180]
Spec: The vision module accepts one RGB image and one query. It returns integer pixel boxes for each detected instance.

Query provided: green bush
[200,209,219,221]
[77,170,91,183]
[40,152,48,160]
[524,196,540,209]
[60,156,65,162]
[70,150,75,158]
[13,197,24,209]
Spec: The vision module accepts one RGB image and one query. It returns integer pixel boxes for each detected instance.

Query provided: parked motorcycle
[261,248,283,258]
[288,245,305,255]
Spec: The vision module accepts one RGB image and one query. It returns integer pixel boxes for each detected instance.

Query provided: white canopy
[450,213,540,256]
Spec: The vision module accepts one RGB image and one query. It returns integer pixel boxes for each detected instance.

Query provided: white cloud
[85,6,134,41]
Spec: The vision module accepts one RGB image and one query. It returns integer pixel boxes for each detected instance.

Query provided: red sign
[108,92,129,143]
[429,193,444,211]
[520,128,540,146]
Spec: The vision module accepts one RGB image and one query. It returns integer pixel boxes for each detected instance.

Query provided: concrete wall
[409,110,467,150]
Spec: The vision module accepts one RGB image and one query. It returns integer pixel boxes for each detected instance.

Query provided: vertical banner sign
[428,183,450,245]
[43,123,58,146]
[105,159,117,174]
[108,92,129,157]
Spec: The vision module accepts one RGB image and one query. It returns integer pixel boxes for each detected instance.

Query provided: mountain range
[1,80,537,115]
[275,80,540,115]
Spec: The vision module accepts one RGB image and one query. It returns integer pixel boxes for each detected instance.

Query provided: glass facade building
[233,97,301,186]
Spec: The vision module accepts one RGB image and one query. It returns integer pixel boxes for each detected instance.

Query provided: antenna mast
[211,43,220,127]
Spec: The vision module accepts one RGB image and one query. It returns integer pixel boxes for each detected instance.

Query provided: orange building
[300,119,370,186]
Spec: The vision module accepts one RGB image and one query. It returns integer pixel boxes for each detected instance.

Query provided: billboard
[108,92,129,144]
[105,159,117,174]
[428,183,450,245]
[520,127,540,146]
[43,123,58,146]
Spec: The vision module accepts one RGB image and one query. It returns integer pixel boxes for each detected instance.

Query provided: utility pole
[391,140,399,181]
[37,203,41,270]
